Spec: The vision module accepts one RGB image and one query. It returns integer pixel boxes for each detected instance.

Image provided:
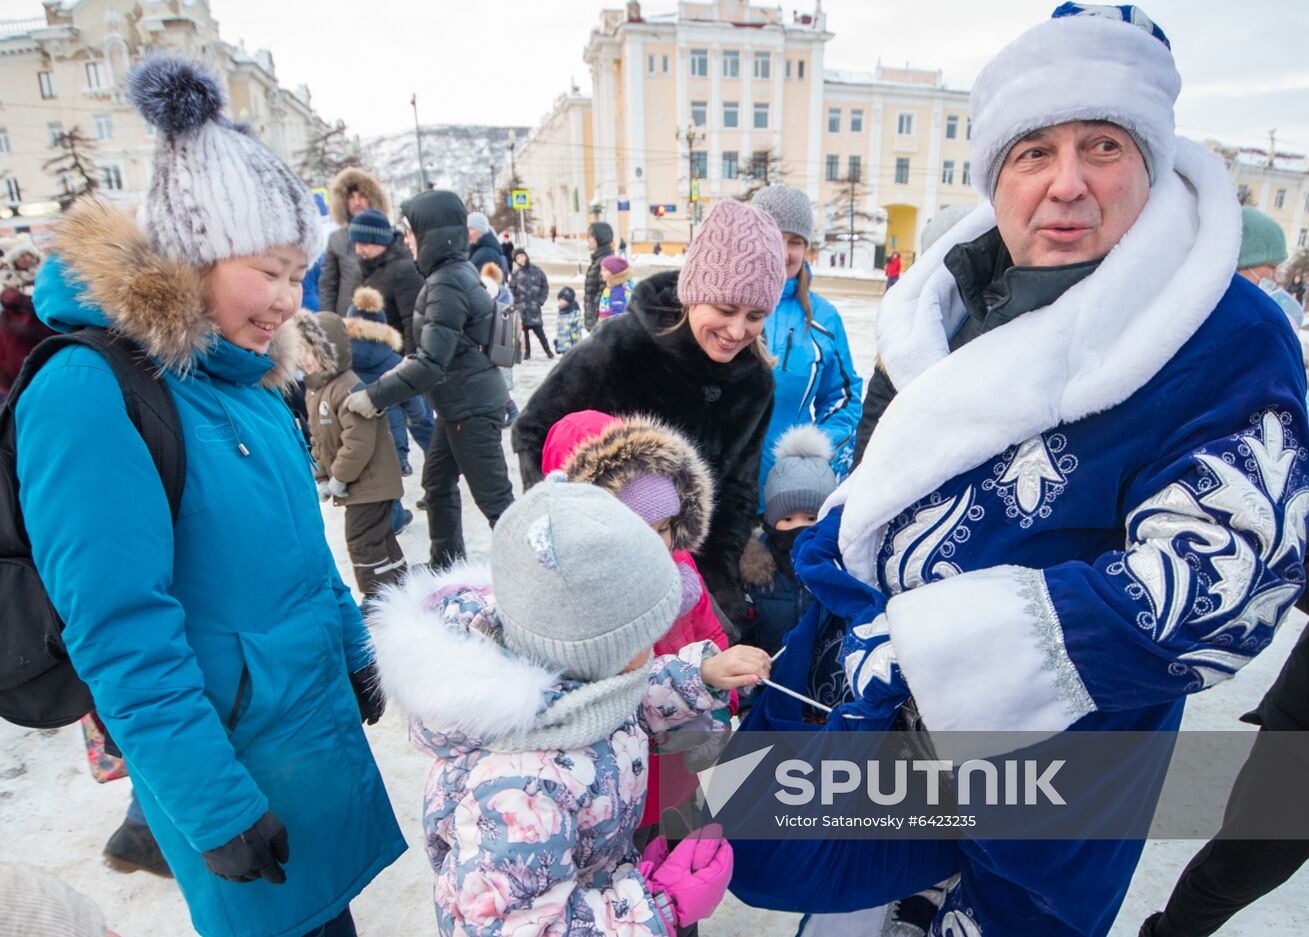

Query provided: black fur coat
[512,270,774,627]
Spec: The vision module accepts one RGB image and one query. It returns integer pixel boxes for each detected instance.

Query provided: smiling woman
[513,199,787,630]
[12,56,405,937]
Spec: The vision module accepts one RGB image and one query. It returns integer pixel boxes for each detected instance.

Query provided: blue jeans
[386,398,435,464]
[126,788,146,825]
[302,907,355,937]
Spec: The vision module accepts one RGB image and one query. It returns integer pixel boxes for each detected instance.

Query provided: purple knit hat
[616,473,681,525]
[677,200,786,312]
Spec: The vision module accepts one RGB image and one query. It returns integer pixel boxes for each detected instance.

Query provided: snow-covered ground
[3,286,1306,935]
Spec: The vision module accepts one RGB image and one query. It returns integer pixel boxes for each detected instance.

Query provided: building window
[962,161,971,186]
[895,157,910,184]
[723,101,739,129]
[751,151,770,180]
[723,151,739,180]
[851,109,864,133]
[897,113,914,136]
[754,51,771,79]
[0,128,9,156]
[753,102,769,129]
[86,61,107,90]
[848,155,861,182]
[100,165,123,191]
[1237,183,1251,203]
[785,59,792,79]
[690,49,708,77]
[798,60,805,79]
[1275,188,1287,210]
[662,55,670,74]
[94,113,113,141]
[3,177,20,204]
[38,71,55,99]
[942,160,955,184]
[691,101,707,127]
[690,151,707,179]
[946,115,959,139]
[827,108,841,133]
[1300,228,1309,249]
[966,117,972,139]
[47,121,64,147]
[825,154,840,181]
[723,50,740,79]
[648,54,656,74]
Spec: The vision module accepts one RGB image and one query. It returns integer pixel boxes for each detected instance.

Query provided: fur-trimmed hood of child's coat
[344,285,404,351]
[739,531,777,589]
[561,414,715,553]
[367,563,560,747]
[46,197,301,389]
[328,167,390,227]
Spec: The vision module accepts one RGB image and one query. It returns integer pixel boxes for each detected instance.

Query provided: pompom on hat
[970,3,1181,200]
[127,56,322,266]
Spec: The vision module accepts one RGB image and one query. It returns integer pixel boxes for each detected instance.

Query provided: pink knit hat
[677,199,786,312]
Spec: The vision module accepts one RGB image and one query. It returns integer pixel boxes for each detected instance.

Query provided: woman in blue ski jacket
[752,185,863,497]
[14,59,404,937]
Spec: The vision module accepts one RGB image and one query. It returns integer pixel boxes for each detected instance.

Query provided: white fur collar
[367,563,559,741]
[829,137,1241,581]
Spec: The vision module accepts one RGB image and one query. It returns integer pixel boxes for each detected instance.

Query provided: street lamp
[675,122,702,244]
[507,128,525,243]
[410,94,427,192]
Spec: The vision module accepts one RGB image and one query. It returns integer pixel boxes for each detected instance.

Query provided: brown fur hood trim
[291,311,342,378]
[739,532,777,589]
[53,198,301,390]
[563,414,714,553]
[344,315,403,352]
[351,286,384,314]
[329,168,389,226]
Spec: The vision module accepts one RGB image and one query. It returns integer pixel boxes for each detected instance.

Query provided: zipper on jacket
[782,328,794,370]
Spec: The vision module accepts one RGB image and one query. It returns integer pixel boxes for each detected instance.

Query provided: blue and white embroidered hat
[490,472,682,681]
[970,4,1181,199]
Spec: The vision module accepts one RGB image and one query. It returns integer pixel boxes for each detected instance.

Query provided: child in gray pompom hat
[368,473,772,933]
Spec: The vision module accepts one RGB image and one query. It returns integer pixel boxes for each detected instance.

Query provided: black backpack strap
[1,328,186,521]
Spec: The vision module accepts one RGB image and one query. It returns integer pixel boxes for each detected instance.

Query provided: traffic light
[651,204,667,218]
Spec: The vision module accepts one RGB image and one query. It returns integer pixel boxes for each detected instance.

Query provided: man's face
[467,226,481,244]
[346,190,370,218]
[354,242,386,260]
[993,120,1150,268]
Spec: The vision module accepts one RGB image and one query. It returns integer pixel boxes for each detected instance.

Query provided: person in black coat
[583,221,615,332]
[509,248,552,359]
[347,190,513,567]
[513,199,787,629]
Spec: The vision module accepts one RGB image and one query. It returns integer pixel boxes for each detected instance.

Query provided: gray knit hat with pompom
[764,425,839,526]
[127,56,322,266]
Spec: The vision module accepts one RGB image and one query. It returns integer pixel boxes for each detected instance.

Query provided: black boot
[104,820,173,878]
[1139,912,1163,937]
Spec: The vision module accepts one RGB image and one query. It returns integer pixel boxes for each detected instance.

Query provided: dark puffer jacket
[509,258,549,329]
[365,190,507,421]
[583,221,615,331]
[470,230,509,280]
[359,235,424,355]
[513,270,773,626]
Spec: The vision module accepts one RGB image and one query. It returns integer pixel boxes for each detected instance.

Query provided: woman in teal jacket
[15,59,404,937]
[753,185,864,494]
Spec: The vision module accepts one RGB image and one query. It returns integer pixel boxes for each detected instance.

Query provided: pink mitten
[646,824,734,927]
[638,834,672,879]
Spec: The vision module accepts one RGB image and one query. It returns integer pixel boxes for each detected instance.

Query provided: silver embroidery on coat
[1016,567,1095,719]
[984,432,1079,527]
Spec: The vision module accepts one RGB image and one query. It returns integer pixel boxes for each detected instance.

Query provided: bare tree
[296,121,362,188]
[44,127,98,210]
[738,148,787,200]
[463,187,485,215]
[491,170,532,237]
[830,169,878,262]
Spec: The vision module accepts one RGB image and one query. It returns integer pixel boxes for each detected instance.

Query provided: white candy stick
[759,677,833,714]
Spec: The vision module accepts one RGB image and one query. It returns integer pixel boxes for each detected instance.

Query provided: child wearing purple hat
[598,255,636,321]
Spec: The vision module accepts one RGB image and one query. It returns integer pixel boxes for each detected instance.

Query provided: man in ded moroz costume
[731,5,1309,936]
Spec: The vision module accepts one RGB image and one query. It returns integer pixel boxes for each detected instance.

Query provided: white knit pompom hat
[970,4,1181,200]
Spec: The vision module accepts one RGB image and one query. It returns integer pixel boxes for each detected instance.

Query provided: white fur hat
[970,4,1180,200]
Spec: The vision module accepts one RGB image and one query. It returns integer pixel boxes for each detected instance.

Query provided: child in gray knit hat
[740,425,851,714]
[368,474,770,935]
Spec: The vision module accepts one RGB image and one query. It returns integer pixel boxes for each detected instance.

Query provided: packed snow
[2,285,1306,936]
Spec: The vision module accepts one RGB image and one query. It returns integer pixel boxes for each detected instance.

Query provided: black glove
[202,812,289,884]
[349,662,386,725]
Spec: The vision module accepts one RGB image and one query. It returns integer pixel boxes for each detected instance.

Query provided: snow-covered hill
[360,123,530,213]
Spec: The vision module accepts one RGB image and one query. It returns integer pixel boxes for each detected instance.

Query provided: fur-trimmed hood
[328,167,389,226]
[368,563,560,750]
[553,412,715,553]
[291,310,350,384]
[739,532,777,588]
[35,197,300,390]
[344,315,403,352]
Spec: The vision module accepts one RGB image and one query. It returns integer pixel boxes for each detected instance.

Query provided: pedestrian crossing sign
[510,190,531,210]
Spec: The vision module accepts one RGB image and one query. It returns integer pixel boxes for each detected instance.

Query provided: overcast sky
[3,0,1306,151]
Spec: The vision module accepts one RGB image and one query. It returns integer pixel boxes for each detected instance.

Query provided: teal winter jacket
[759,268,863,500]
[15,202,404,937]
